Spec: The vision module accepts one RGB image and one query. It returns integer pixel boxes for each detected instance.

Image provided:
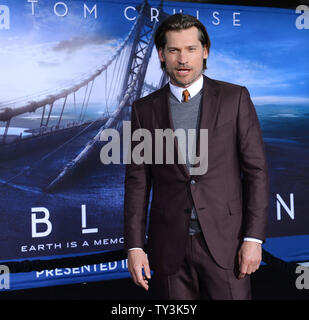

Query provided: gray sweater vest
[169,91,202,235]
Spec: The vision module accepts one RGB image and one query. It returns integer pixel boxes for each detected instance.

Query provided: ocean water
[254,104,309,238]
[256,104,309,145]
[0,126,31,136]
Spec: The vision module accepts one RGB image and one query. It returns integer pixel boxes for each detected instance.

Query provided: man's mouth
[176,67,191,75]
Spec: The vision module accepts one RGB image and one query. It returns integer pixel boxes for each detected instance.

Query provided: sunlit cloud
[206,50,292,88]
[0,38,121,105]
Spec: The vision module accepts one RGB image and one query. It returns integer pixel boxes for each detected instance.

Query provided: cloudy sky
[0,0,308,108]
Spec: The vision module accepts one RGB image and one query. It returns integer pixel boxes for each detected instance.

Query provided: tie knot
[182,89,190,102]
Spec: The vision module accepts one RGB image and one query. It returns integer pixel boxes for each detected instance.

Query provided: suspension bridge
[0,1,169,192]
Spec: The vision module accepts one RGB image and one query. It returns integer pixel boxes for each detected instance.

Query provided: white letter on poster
[84,4,97,19]
[27,0,38,16]
[124,6,136,21]
[81,204,98,234]
[276,193,295,220]
[151,8,159,22]
[31,207,52,238]
[212,11,220,25]
[233,12,241,26]
[54,2,68,17]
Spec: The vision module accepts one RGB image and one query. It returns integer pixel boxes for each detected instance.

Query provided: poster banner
[0,0,308,290]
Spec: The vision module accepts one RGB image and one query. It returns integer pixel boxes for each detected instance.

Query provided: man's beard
[166,65,204,88]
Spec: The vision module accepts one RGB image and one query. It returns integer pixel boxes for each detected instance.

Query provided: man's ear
[203,45,209,59]
[158,47,165,63]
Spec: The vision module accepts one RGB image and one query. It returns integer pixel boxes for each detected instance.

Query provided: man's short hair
[154,14,211,70]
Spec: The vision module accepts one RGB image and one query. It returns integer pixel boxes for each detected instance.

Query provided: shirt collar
[169,75,204,103]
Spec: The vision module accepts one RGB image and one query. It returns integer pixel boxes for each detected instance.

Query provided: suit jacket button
[190,179,196,185]
[185,208,191,214]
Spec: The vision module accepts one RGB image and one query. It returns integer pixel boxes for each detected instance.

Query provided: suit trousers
[150,232,252,300]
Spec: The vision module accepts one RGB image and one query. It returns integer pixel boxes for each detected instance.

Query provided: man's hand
[128,249,151,290]
[238,241,262,279]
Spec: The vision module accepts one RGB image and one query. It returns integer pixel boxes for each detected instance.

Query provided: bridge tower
[120,1,169,120]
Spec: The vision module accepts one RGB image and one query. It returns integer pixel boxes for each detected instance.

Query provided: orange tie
[183,89,190,102]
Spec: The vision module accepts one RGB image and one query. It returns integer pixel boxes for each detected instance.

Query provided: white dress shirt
[169,75,204,102]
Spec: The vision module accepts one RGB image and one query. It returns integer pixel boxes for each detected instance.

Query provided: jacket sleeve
[123,101,152,251]
[237,86,269,242]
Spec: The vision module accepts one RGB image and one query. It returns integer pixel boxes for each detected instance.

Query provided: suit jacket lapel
[195,76,220,165]
[159,84,191,179]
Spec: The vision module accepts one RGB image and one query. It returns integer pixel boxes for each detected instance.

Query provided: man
[124,14,269,300]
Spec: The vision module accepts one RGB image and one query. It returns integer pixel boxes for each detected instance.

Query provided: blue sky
[0,0,308,106]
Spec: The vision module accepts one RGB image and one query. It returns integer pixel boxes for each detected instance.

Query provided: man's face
[158,26,208,88]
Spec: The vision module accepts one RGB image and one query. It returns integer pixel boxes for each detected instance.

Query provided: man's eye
[189,47,196,51]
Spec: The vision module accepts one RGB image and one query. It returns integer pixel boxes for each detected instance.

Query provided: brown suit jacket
[124,75,269,275]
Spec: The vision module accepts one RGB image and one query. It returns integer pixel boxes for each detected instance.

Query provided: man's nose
[178,50,188,65]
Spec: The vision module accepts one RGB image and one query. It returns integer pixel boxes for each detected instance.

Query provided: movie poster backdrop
[0,0,308,290]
